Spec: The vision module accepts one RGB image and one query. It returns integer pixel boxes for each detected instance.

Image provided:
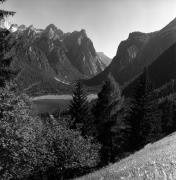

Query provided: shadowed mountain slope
[84,18,176,87]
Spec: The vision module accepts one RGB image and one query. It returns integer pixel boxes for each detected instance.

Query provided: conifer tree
[111,97,132,158]
[143,93,162,143]
[92,74,121,165]
[69,82,92,136]
[160,98,175,135]
[0,0,15,87]
[0,0,15,19]
[127,67,153,150]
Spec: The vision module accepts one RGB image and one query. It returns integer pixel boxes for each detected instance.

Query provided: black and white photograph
[0,0,176,179]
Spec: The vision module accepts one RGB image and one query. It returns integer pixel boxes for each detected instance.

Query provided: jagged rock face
[112,32,150,73]
[9,25,82,86]
[42,24,64,40]
[97,52,111,67]
[63,29,105,77]
[123,42,176,97]
[84,18,176,87]
[6,24,106,93]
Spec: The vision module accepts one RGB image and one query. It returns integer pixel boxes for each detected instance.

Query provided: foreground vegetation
[77,132,176,180]
[2,1,176,179]
[0,82,101,180]
[2,48,176,179]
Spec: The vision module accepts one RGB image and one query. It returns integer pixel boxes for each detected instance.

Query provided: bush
[0,83,100,179]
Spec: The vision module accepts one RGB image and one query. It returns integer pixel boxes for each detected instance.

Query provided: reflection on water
[32,94,97,114]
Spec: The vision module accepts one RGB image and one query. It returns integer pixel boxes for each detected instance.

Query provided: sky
[2,0,176,58]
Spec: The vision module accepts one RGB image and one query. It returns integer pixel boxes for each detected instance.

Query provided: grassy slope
[77,132,176,180]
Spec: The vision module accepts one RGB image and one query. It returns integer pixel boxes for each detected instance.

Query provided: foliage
[0,29,15,87]
[111,97,132,157]
[0,83,52,179]
[69,82,93,136]
[0,82,100,180]
[0,0,15,19]
[125,68,153,150]
[92,74,122,165]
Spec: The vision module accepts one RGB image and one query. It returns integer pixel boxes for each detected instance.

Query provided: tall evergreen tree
[160,98,175,135]
[143,93,162,143]
[69,82,92,136]
[0,0,15,87]
[126,67,153,150]
[92,73,122,165]
[0,0,15,19]
[111,97,132,158]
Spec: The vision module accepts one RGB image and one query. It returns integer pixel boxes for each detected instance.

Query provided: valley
[6,24,111,96]
[1,1,176,179]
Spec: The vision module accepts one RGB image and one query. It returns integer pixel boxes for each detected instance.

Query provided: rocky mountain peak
[24,25,38,38]
[128,31,150,43]
[44,24,63,40]
[7,23,108,94]
[18,24,27,31]
[46,24,58,31]
[80,29,87,36]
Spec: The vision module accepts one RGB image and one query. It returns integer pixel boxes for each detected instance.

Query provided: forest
[1,49,176,179]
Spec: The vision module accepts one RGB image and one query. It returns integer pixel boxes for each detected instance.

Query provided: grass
[76,132,176,180]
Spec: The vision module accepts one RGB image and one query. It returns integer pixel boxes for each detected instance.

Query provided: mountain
[97,52,111,66]
[63,29,106,76]
[6,24,107,95]
[123,41,176,96]
[84,18,176,87]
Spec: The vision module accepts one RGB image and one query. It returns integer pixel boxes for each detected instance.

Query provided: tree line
[67,67,176,169]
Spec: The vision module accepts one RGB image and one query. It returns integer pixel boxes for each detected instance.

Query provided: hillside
[97,52,111,66]
[77,132,176,180]
[84,18,176,87]
[123,41,176,96]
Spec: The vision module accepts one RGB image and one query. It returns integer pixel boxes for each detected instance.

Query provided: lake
[32,94,97,114]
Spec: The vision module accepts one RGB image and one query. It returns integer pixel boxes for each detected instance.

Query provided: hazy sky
[2,0,176,58]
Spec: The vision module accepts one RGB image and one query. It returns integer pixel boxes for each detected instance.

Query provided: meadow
[77,132,176,180]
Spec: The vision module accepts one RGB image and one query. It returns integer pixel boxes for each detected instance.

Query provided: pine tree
[111,97,132,158]
[143,93,162,143]
[127,67,153,150]
[148,106,162,143]
[0,0,15,19]
[92,73,121,165]
[0,0,15,87]
[69,82,92,136]
[160,98,175,135]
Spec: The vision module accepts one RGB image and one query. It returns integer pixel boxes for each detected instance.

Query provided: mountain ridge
[6,24,108,95]
[83,17,176,88]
